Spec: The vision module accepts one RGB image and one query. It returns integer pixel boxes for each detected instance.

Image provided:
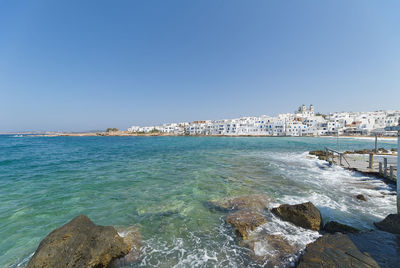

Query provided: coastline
[20,132,398,141]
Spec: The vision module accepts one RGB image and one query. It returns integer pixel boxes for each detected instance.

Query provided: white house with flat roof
[127,105,400,137]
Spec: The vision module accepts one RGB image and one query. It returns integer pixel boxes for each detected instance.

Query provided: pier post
[386,119,400,214]
[390,166,394,181]
[379,162,383,174]
[368,153,373,169]
[375,134,378,153]
[339,154,342,166]
[397,128,400,214]
[384,158,388,178]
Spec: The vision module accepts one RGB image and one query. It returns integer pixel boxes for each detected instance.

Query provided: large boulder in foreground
[324,221,360,234]
[209,194,272,212]
[374,214,400,234]
[226,210,267,239]
[271,202,323,231]
[298,233,379,268]
[27,215,135,268]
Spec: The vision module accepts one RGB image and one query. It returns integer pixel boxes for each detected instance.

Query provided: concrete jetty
[333,152,397,182]
[310,149,397,182]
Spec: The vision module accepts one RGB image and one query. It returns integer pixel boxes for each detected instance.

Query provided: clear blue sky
[1,0,399,132]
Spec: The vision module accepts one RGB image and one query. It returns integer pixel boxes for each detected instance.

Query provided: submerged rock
[374,214,400,234]
[209,194,271,212]
[225,210,267,239]
[356,194,367,201]
[323,221,360,234]
[298,233,379,268]
[246,234,299,268]
[109,226,143,267]
[271,202,323,231]
[27,215,136,268]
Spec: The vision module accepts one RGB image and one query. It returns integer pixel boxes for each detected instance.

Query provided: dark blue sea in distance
[0,135,397,267]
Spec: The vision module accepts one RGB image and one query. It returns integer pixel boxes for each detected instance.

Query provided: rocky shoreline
[26,193,400,268]
[213,195,399,267]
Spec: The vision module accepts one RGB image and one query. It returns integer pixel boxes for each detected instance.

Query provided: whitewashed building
[127,105,400,137]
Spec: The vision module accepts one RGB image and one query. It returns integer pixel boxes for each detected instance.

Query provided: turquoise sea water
[0,135,397,267]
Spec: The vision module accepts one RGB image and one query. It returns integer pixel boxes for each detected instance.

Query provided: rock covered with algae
[27,215,140,268]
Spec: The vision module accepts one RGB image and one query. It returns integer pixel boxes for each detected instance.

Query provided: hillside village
[128,105,400,136]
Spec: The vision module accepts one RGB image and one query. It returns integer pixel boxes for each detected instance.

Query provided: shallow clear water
[0,136,397,267]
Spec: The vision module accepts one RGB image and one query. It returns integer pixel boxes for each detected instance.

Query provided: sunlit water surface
[0,136,397,267]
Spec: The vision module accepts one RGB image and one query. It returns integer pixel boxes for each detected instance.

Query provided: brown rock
[246,234,299,267]
[374,214,400,234]
[298,233,379,268]
[309,150,330,161]
[309,150,325,157]
[109,226,142,267]
[324,221,360,234]
[271,202,323,231]
[354,149,373,154]
[27,215,135,268]
[209,194,271,212]
[225,210,267,239]
[356,194,367,201]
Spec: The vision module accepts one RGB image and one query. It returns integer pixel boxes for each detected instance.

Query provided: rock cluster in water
[210,194,303,267]
[27,192,398,267]
[27,215,141,268]
[209,193,398,267]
